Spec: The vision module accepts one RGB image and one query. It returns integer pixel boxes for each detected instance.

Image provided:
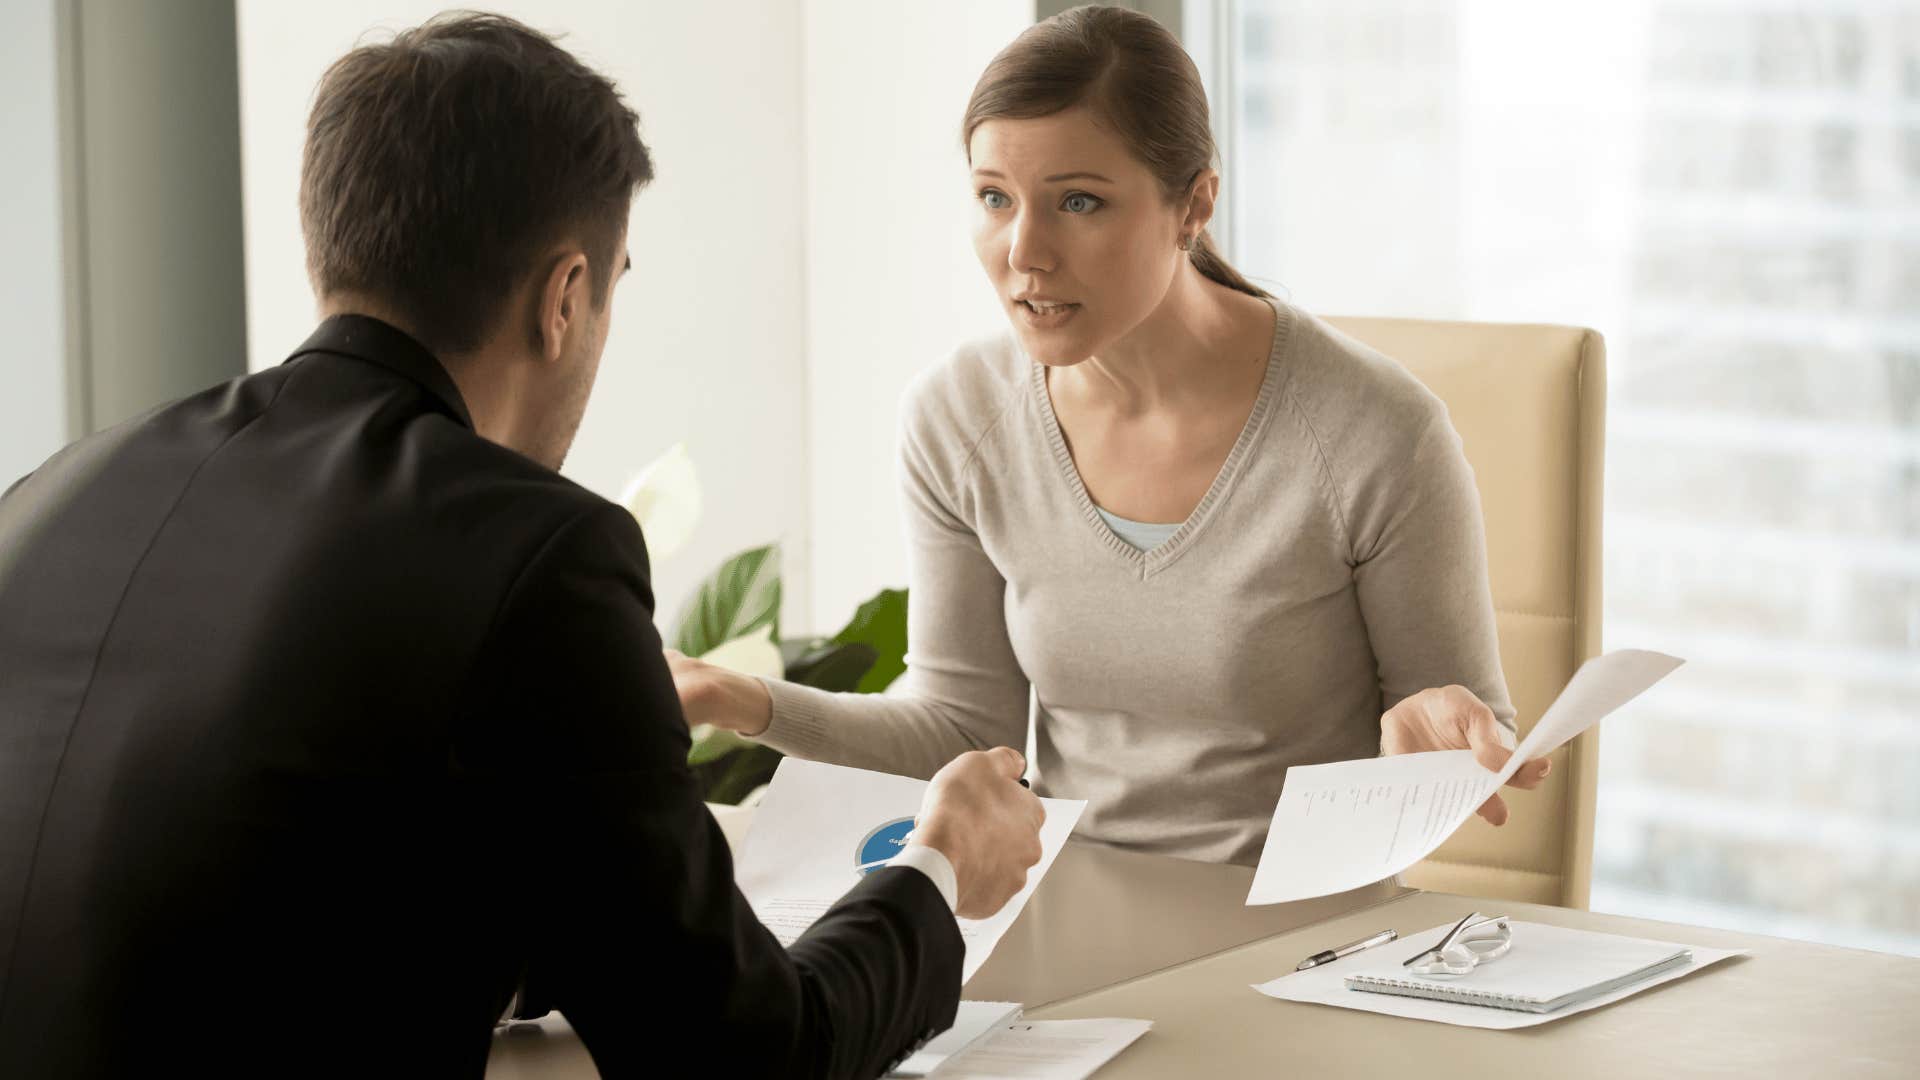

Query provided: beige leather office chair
[1323,316,1606,909]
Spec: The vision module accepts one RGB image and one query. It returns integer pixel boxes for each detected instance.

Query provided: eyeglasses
[1402,912,1512,978]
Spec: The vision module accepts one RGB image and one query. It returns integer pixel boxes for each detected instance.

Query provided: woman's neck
[1062,267,1271,416]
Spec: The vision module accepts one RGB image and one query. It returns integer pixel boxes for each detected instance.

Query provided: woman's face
[969,107,1190,365]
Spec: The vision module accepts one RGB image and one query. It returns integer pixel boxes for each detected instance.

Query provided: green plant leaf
[704,744,784,805]
[785,640,879,693]
[830,588,908,694]
[673,543,782,658]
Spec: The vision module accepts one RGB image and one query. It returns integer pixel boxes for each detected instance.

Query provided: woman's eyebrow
[970,168,1115,183]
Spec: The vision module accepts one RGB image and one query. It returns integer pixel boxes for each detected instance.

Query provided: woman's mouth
[1016,298,1081,328]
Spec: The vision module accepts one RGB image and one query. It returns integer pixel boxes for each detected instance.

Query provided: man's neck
[317,294,523,452]
[318,293,435,353]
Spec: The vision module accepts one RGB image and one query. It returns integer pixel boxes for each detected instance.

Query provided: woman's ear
[1182,168,1221,241]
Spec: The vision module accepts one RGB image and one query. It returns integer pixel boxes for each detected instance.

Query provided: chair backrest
[1323,315,1606,908]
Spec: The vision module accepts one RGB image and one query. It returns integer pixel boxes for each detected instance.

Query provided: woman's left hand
[1379,685,1551,827]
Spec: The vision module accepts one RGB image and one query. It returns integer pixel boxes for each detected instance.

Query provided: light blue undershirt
[1095,506,1181,552]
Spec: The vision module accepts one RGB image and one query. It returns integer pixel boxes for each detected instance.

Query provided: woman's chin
[1013,327,1094,367]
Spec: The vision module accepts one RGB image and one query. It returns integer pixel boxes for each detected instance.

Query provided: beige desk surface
[960,839,1406,1006]
[491,808,1920,1078]
[706,802,1406,1006]
[487,809,1407,1077]
[1029,889,1920,1079]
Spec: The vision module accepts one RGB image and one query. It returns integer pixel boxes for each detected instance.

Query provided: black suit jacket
[0,316,962,1077]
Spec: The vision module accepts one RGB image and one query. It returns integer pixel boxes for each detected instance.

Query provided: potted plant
[623,444,907,806]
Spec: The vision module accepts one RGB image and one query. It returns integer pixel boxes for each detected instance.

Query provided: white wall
[237,1,1033,639]
[800,1,1029,634]
[237,0,811,636]
[0,0,67,486]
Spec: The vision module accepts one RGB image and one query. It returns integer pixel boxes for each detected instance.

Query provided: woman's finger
[1506,756,1552,790]
[1460,699,1511,774]
[1475,791,1510,827]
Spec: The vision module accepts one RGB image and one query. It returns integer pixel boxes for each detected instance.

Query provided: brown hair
[961,4,1270,300]
[300,12,654,355]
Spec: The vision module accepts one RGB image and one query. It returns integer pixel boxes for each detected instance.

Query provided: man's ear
[1181,168,1221,241]
[536,252,592,364]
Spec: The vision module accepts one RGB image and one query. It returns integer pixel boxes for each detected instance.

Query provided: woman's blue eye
[1062,193,1102,214]
[981,190,1011,210]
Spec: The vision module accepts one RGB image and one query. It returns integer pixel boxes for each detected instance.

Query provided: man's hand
[664,648,773,737]
[1380,685,1551,827]
[909,748,1045,920]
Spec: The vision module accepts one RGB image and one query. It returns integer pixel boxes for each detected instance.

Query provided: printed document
[1247,649,1683,905]
[734,758,1086,982]
[887,1000,1023,1077]
[936,1018,1153,1080]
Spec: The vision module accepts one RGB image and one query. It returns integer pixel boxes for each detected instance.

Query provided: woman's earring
[1178,234,1194,252]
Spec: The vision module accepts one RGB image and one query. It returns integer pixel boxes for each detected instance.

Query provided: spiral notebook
[1344,922,1694,1015]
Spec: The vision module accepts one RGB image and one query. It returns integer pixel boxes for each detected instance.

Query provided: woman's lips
[1016,298,1080,329]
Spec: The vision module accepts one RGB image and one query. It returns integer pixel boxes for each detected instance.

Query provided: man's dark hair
[300,11,653,355]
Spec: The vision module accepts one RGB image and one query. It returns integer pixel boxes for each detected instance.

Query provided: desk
[697,802,1407,1005]
[958,840,1405,1006]
[486,810,1407,1077]
[1029,890,1920,1078]
[488,808,1920,1079]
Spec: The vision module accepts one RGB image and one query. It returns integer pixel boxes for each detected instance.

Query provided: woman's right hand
[664,648,774,737]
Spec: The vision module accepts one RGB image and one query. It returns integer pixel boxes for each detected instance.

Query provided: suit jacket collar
[286,315,475,430]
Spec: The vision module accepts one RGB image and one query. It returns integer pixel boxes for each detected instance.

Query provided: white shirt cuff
[888,844,959,912]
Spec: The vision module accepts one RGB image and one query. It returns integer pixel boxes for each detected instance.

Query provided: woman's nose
[1008,213,1055,275]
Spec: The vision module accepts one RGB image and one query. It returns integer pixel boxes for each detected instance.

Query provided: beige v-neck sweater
[756,298,1514,866]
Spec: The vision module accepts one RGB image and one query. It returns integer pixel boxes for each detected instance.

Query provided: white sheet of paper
[1252,921,1745,1029]
[887,1000,1023,1078]
[935,1019,1153,1080]
[1246,649,1684,905]
[733,758,1086,983]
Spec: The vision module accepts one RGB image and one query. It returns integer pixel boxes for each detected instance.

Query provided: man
[0,13,1043,1077]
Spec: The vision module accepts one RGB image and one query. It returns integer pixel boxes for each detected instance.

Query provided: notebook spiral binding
[1343,948,1694,1015]
[1346,975,1534,1010]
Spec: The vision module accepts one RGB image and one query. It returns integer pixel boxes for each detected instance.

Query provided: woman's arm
[1349,411,1551,823]
[1350,414,1516,733]
[677,394,1032,781]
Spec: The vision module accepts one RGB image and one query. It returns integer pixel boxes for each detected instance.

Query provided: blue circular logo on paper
[855,817,917,876]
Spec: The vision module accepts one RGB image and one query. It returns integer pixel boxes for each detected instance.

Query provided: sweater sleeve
[1347,407,1517,735]
[751,378,1032,780]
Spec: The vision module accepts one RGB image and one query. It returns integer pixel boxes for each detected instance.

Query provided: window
[1194,0,1920,954]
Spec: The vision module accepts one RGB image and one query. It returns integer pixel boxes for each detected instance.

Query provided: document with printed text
[935,1018,1153,1080]
[887,1000,1022,1077]
[733,758,1086,982]
[1246,649,1684,906]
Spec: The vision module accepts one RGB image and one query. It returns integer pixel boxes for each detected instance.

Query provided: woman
[669,5,1548,866]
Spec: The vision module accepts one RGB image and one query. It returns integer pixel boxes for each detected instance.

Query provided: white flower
[696,623,783,679]
[621,441,702,561]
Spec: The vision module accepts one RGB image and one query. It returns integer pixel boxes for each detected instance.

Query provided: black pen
[1295,929,1398,971]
